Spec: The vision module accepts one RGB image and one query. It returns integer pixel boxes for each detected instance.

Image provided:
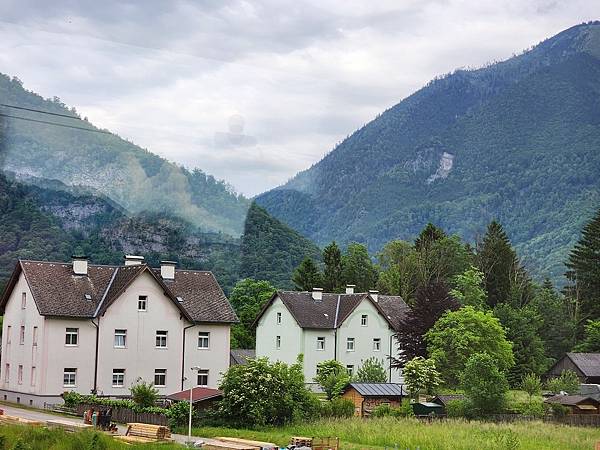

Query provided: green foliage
[371,399,414,418]
[546,370,580,394]
[228,278,276,348]
[239,203,321,289]
[166,400,195,428]
[548,403,570,418]
[512,400,546,418]
[426,306,514,385]
[292,257,323,291]
[322,241,343,292]
[130,379,159,408]
[218,356,318,427]
[450,266,487,309]
[61,391,168,415]
[445,399,473,419]
[11,439,29,450]
[314,360,351,400]
[565,208,600,332]
[341,243,378,292]
[320,398,355,418]
[461,353,509,415]
[574,320,600,352]
[402,357,442,397]
[520,373,543,403]
[353,357,387,383]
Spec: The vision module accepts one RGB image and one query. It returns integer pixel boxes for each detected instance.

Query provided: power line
[0,112,112,135]
[0,103,82,120]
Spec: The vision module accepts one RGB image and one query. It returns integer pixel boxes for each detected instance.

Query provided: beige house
[0,256,237,408]
[255,286,408,383]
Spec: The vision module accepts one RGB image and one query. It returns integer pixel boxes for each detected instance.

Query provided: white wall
[302,329,335,381]
[183,324,230,390]
[255,297,303,366]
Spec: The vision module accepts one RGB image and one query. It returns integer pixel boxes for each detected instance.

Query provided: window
[112,369,125,387]
[114,329,127,348]
[4,364,9,383]
[17,365,23,385]
[63,368,77,387]
[276,312,282,324]
[361,314,368,326]
[65,328,78,346]
[316,336,325,351]
[32,327,38,346]
[346,337,355,351]
[198,332,210,349]
[21,292,26,309]
[31,367,36,387]
[346,365,354,376]
[6,326,11,344]
[197,369,209,386]
[156,330,168,348]
[19,326,25,345]
[373,338,381,351]
[138,295,147,311]
[154,369,166,387]
[276,335,281,349]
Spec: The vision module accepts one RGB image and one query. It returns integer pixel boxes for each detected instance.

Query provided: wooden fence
[75,404,168,426]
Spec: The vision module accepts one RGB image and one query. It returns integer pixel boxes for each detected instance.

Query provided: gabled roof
[0,260,238,324]
[564,353,600,377]
[254,290,409,330]
[545,394,600,406]
[167,387,223,403]
[431,394,465,406]
[230,349,255,365]
[346,383,406,397]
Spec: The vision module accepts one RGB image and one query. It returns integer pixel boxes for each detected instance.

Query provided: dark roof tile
[348,383,406,397]
[567,353,600,377]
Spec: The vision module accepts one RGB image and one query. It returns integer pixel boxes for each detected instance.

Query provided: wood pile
[114,422,172,444]
[203,441,259,450]
[0,415,43,427]
[290,436,313,447]
[46,419,93,432]
[216,436,277,449]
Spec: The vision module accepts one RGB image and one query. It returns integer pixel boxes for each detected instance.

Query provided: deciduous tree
[461,353,509,414]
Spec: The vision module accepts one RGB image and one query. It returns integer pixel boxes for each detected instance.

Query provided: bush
[61,392,168,415]
[548,403,570,418]
[320,398,355,418]
[62,391,83,407]
[166,401,195,428]
[461,353,509,415]
[398,399,415,417]
[371,404,393,417]
[513,400,546,418]
[446,399,467,418]
[546,370,580,394]
[130,380,159,408]
[371,400,414,418]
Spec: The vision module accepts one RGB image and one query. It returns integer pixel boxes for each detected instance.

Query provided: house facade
[0,256,237,407]
[255,286,409,383]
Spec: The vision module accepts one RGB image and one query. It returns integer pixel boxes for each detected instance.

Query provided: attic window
[84,294,92,301]
[176,296,184,303]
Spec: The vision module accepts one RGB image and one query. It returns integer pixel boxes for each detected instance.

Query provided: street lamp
[188,366,201,446]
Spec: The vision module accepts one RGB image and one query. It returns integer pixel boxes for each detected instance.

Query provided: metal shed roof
[348,383,406,397]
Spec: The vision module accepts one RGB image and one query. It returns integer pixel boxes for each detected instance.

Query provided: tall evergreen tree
[476,220,531,308]
[341,242,378,292]
[414,223,447,251]
[322,241,343,292]
[393,280,460,366]
[565,208,600,329]
[292,257,322,291]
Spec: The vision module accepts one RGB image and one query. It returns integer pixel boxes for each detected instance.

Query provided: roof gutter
[91,317,100,394]
[333,295,341,361]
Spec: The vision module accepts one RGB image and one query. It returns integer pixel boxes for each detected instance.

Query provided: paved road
[0,403,209,446]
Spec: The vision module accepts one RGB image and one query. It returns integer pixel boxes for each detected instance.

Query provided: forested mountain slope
[0,74,249,236]
[256,22,600,281]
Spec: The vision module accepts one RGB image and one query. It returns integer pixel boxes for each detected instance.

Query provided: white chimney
[72,256,88,276]
[345,284,356,294]
[369,290,379,302]
[312,287,323,301]
[124,255,144,266]
[160,261,176,280]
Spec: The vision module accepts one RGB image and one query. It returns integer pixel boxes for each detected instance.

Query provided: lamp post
[188,366,201,446]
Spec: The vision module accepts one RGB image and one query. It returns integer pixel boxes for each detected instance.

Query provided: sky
[0,1,598,196]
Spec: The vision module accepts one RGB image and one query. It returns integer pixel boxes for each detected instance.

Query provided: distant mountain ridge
[256,22,600,282]
[0,74,250,236]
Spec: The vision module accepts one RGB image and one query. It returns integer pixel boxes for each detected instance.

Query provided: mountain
[239,202,322,289]
[0,73,249,236]
[256,22,600,282]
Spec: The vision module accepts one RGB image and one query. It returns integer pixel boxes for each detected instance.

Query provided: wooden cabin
[546,353,600,383]
[544,395,600,414]
[342,383,406,417]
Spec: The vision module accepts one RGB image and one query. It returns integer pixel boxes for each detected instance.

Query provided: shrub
[314,360,351,400]
[371,404,393,417]
[130,379,159,408]
[461,353,509,415]
[398,399,415,417]
[320,398,355,418]
[548,403,570,418]
[62,391,83,407]
[353,357,387,383]
[166,401,195,428]
[546,370,580,394]
[446,399,468,418]
[513,400,546,418]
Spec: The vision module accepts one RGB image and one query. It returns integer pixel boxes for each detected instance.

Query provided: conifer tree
[322,241,343,292]
[292,257,322,291]
[341,243,378,292]
[414,222,447,251]
[565,208,600,328]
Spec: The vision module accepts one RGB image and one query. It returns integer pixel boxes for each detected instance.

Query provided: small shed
[412,402,445,416]
[342,383,406,417]
[431,394,465,413]
[167,387,223,411]
[546,353,600,383]
[544,395,600,414]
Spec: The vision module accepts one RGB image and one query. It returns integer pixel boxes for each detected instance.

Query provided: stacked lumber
[216,436,277,449]
[46,419,93,432]
[203,441,258,450]
[113,422,172,444]
[290,436,313,447]
[0,415,43,427]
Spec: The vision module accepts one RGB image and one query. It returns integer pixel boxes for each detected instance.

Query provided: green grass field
[189,417,600,450]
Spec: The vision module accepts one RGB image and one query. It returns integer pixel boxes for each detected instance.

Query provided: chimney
[312,287,323,301]
[124,255,144,266]
[369,290,379,302]
[72,256,88,276]
[160,261,176,280]
[345,284,356,294]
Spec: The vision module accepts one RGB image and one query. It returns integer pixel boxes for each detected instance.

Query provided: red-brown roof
[0,260,238,324]
[167,387,223,403]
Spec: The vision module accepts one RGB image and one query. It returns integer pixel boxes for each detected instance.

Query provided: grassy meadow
[189,417,600,450]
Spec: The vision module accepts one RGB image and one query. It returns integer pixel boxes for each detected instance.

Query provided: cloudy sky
[0,0,598,196]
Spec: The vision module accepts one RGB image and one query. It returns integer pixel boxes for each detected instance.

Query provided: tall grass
[0,425,180,449]
[190,417,600,450]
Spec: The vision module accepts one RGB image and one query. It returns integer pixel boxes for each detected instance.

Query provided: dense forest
[256,22,600,284]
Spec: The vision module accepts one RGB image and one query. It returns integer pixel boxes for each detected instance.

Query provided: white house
[0,256,238,408]
[255,286,409,383]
